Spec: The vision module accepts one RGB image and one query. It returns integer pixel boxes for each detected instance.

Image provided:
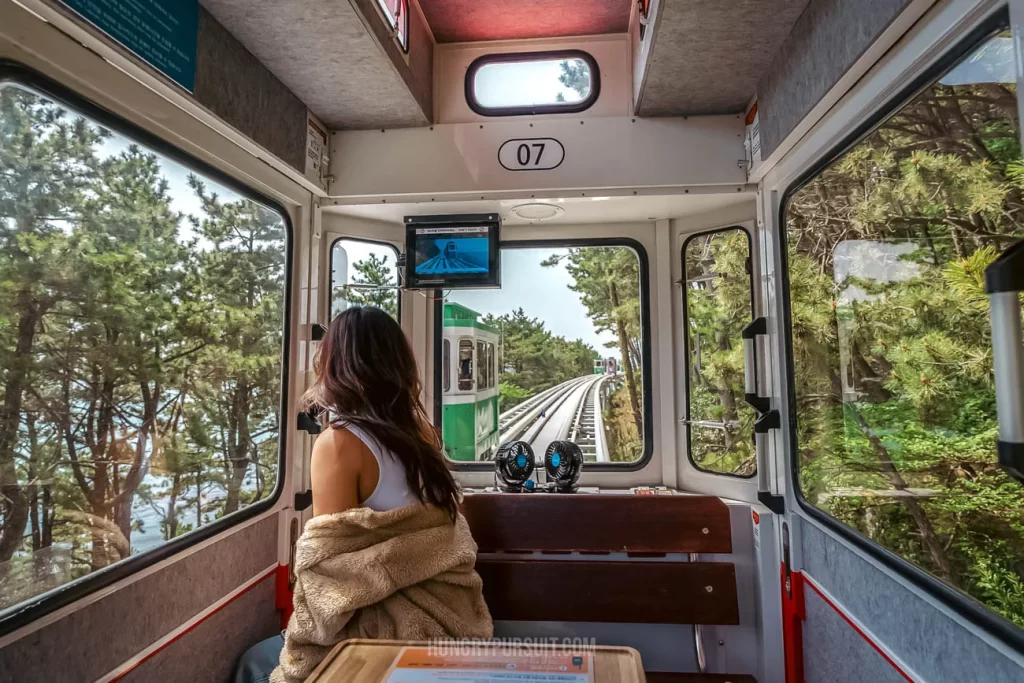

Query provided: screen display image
[405,218,500,289]
[414,228,490,276]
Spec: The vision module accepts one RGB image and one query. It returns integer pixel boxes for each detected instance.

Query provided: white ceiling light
[508,203,564,221]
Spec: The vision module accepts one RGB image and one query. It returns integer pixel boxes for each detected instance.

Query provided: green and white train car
[441,303,500,461]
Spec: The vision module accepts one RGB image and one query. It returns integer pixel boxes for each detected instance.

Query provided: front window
[0,79,287,613]
[440,243,649,465]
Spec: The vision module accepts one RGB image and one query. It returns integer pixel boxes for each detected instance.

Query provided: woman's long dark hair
[303,306,458,519]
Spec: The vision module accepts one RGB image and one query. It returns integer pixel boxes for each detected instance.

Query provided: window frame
[777,9,1024,651]
[680,225,757,479]
[443,339,451,393]
[465,50,601,117]
[457,338,475,392]
[435,237,654,471]
[372,0,409,53]
[0,61,293,638]
[638,0,651,40]
[477,340,487,388]
[328,235,402,322]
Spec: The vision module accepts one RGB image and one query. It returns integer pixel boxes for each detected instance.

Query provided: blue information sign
[60,0,199,92]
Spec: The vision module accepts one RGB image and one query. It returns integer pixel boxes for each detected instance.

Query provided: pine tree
[337,252,398,318]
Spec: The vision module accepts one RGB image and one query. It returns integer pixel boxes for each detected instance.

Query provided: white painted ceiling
[324,192,753,227]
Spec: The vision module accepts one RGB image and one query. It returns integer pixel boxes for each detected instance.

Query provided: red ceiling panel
[420,0,632,43]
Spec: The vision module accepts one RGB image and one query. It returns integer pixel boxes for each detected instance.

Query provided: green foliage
[542,247,644,460]
[0,85,284,607]
[556,59,591,101]
[683,230,756,475]
[782,34,1024,628]
[481,308,596,411]
[335,250,398,319]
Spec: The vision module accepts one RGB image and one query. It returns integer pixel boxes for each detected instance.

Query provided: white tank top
[333,421,418,511]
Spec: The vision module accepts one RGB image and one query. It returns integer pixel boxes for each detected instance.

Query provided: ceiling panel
[420,0,632,43]
[326,193,753,226]
[638,0,810,116]
[201,0,428,129]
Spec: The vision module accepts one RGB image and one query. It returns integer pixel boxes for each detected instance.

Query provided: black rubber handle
[984,238,1024,294]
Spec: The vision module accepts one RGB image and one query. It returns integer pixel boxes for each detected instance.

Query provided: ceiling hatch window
[375,0,408,51]
[466,51,600,116]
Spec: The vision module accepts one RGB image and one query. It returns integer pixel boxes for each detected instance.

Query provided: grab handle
[985,240,1024,484]
[742,317,770,415]
[742,317,784,512]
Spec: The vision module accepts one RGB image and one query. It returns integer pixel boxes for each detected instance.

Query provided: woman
[236,306,492,683]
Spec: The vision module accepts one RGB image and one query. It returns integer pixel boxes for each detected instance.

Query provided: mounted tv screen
[404,214,501,289]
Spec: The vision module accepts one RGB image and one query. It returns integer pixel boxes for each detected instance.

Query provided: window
[0,76,288,615]
[330,238,399,320]
[439,243,650,466]
[466,51,600,117]
[374,0,408,52]
[682,228,756,476]
[443,339,451,393]
[487,343,496,389]
[784,27,1024,629]
[638,0,651,40]
[477,340,487,388]
[458,339,474,391]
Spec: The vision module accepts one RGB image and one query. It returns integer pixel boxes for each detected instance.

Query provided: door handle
[742,317,771,415]
[985,240,1024,484]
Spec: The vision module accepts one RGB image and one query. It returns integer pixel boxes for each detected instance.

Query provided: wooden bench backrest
[461,494,740,625]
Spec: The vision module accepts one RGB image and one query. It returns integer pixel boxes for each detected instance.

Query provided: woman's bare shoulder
[310,425,373,514]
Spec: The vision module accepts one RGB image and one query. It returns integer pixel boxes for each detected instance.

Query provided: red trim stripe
[110,566,278,681]
[803,574,915,683]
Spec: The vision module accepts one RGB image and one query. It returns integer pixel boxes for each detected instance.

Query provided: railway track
[568,375,608,463]
[496,374,608,462]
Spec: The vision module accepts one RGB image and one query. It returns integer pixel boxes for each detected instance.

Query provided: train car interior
[0,0,1023,680]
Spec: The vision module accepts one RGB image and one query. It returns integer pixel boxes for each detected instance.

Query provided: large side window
[439,243,650,466]
[784,28,1024,628]
[0,79,287,614]
[682,228,756,476]
[330,238,399,320]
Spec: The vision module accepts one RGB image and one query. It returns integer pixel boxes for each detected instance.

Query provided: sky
[332,242,619,354]
[94,117,250,250]
[448,248,618,354]
[474,58,587,108]
[31,82,617,357]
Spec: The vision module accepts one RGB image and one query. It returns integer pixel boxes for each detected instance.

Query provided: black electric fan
[543,440,583,493]
[494,441,536,492]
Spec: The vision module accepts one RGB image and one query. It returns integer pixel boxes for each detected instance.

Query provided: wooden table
[306,639,646,682]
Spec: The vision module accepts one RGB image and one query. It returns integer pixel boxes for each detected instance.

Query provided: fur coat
[270,503,493,683]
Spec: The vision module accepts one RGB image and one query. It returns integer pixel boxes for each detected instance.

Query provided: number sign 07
[498,138,565,171]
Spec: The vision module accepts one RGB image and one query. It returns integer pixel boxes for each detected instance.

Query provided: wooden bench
[461,493,756,683]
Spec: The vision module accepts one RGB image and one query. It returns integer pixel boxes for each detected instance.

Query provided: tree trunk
[41,485,52,549]
[609,281,642,434]
[223,381,251,515]
[855,411,954,581]
[0,290,44,565]
[27,412,39,552]
[165,473,180,540]
[195,469,203,528]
